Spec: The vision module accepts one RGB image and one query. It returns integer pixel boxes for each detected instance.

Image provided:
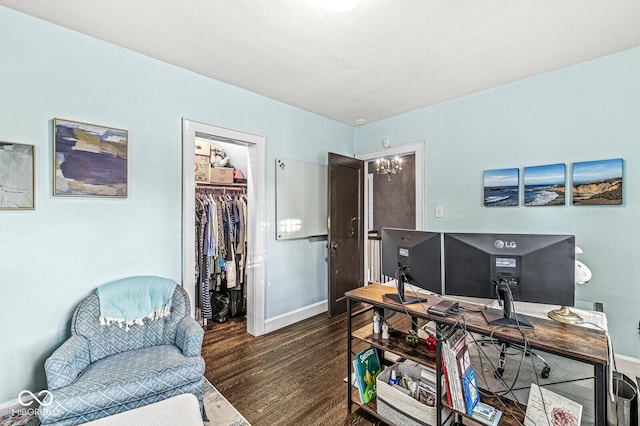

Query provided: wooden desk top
[346,283,609,366]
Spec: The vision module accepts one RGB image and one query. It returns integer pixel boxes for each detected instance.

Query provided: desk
[346,283,609,425]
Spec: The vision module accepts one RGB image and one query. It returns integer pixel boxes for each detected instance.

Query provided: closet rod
[196,184,246,194]
[196,181,246,188]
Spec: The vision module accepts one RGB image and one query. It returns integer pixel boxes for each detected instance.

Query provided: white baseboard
[0,394,37,417]
[264,300,328,334]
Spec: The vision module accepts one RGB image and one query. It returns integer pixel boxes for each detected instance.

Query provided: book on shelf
[471,402,503,426]
[352,346,381,404]
[420,365,446,397]
[441,339,457,410]
[441,355,454,408]
[461,365,480,415]
[443,324,465,350]
[417,379,438,407]
[457,342,472,374]
[524,383,582,426]
[440,325,469,413]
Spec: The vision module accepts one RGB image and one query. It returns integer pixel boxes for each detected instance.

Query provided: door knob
[329,241,339,257]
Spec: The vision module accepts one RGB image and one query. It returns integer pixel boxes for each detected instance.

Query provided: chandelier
[375,156,403,181]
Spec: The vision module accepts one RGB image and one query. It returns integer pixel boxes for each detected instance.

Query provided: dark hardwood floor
[202,309,386,426]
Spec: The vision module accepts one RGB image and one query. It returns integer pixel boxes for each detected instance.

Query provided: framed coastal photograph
[54,118,128,197]
[0,142,35,210]
[484,168,519,207]
[572,158,623,206]
[524,163,566,206]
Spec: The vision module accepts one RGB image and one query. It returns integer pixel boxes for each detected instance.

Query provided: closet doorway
[182,119,266,337]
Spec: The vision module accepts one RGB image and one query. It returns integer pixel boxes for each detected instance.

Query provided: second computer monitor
[381,228,443,296]
[444,232,575,307]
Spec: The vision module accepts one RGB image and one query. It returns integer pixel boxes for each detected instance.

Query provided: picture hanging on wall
[572,158,623,206]
[0,142,35,210]
[484,168,519,206]
[54,118,128,197]
[523,163,566,206]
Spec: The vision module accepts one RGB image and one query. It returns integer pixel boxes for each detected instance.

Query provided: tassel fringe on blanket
[97,276,177,331]
[99,304,172,331]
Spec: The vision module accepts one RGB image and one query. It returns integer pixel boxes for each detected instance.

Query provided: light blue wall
[355,47,640,358]
[0,7,352,402]
[265,108,349,316]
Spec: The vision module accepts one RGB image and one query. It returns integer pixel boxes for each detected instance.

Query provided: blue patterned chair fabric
[38,277,205,426]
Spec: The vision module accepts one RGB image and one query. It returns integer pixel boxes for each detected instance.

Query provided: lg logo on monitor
[494,240,517,249]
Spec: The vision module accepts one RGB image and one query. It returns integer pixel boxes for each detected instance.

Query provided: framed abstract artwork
[524,163,566,206]
[484,168,519,206]
[572,158,623,205]
[0,142,35,210]
[54,118,128,197]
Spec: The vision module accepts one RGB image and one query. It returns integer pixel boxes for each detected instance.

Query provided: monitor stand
[383,274,427,305]
[482,282,533,329]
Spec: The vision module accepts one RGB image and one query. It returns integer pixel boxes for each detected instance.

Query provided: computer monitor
[444,233,575,328]
[381,228,443,304]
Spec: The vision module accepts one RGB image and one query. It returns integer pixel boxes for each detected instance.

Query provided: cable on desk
[393,268,457,340]
[460,283,556,426]
[580,320,617,404]
[499,284,553,426]
[466,325,528,425]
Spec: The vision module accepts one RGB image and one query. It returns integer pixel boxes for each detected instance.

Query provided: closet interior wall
[195,183,248,326]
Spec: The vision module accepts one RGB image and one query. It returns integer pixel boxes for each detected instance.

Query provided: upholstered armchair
[38,276,205,426]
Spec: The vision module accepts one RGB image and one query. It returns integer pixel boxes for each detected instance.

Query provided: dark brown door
[328,153,364,317]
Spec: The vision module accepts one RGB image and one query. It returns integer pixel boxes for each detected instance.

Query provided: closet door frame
[182,118,266,337]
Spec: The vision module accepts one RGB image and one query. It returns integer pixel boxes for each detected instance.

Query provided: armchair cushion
[40,345,205,425]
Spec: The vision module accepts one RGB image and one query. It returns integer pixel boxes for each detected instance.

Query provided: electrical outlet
[435,205,444,218]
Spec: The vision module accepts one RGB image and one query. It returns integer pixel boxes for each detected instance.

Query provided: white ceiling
[3,0,640,125]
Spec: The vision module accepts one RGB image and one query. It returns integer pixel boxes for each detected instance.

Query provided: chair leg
[476,338,551,379]
[529,350,551,378]
[512,343,552,378]
[475,337,507,378]
[495,342,507,378]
